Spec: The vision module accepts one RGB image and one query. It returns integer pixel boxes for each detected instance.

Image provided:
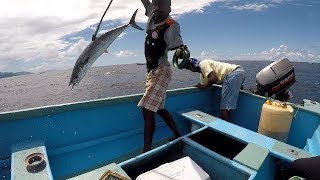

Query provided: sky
[0,0,319,73]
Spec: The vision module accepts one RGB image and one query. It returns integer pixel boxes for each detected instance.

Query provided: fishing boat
[1,83,319,179]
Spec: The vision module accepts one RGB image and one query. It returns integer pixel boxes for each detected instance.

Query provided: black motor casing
[255,58,296,97]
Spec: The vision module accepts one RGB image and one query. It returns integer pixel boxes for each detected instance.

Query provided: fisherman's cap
[153,0,171,6]
[189,58,201,69]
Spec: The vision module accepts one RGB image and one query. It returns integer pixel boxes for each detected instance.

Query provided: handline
[92,0,114,41]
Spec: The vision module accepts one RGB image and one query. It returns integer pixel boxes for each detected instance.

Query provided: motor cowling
[254,58,296,99]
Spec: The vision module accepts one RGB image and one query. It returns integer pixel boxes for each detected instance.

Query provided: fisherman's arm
[170,44,187,51]
[165,22,186,52]
[195,72,217,89]
[206,71,217,86]
[141,0,151,14]
[171,45,188,59]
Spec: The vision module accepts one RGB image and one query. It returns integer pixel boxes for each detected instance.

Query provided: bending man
[184,58,245,121]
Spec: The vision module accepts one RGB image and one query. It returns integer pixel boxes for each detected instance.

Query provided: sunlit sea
[0,61,319,112]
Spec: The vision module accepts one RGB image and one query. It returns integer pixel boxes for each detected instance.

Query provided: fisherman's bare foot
[169,135,181,142]
[142,144,152,153]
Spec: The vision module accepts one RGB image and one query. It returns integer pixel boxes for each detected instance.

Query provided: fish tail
[129,9,144,30]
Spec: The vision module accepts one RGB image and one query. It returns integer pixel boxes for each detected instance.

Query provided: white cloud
[225,0,299,12]
[227,3,270,11]
[233,45,320,63]
[0,0,221,72]
[70,37,83,40]
[197,45,320,63]
[1,0,317,72]
[114,50,136,58]
[62,39,90,59]
[199,50,220,59]
[269,0,285,3]
[1,0,91,19]
[171,0,216,16]
[21,38,90,72]
[29,62,50,72]
[118,32,127,39]
[0,63,6,71]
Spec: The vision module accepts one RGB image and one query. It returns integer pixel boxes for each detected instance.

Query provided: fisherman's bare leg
[157,108,181,138]
[221,109,231,121]
[142,108,155,153]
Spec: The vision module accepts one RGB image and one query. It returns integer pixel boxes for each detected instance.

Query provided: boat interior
[1,87,319,179]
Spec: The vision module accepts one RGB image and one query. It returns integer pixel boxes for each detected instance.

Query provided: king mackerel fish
[69,9,143,87]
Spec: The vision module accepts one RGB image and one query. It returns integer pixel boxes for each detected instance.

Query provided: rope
[92,0,114,41]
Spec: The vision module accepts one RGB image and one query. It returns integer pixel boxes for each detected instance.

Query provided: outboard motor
[253,58,296,101]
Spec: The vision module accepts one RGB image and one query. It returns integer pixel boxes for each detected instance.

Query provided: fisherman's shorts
[138,66,172,112]
[221,67,245,110]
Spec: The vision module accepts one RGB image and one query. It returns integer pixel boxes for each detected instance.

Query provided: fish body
[69,9,143,87]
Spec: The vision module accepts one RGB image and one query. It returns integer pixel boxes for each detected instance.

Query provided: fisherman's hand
[141,0,151,9]
[175,48,184,59]
[175,45,188,59]
[194,83,207,89]
[182,45,188,50]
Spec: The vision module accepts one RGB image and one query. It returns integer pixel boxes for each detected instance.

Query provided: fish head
[69,37,109,88]
[69,48,92,87]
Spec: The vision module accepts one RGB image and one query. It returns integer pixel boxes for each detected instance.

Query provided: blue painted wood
[1,87,320,179]
[253,154,279,180]
[231,93,265,132]
[11,146,53,180]
[287,109,320,148]
[0,88,207,179]
[181,110,311,162]
[119,137,255,179]
[182,138,255,179]
[304,124,320,155]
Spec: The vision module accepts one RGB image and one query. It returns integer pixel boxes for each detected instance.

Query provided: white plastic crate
[136,156,210,180]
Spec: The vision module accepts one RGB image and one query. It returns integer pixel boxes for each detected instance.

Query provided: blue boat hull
[1,86,319,179]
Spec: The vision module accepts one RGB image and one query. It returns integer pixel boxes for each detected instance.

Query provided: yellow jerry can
[258,100,294,142]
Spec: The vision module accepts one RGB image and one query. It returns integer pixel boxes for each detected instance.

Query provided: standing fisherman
[138,0,188,152]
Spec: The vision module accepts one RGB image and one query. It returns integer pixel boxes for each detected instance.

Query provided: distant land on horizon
[0,60,318,79]
[0,71,32,79]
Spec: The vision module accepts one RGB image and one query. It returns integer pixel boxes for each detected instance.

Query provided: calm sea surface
[0,61,319,112]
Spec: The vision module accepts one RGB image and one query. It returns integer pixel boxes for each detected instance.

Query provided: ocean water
[0,61,319,112]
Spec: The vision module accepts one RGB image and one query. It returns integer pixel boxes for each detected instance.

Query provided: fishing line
[92,0,114,41]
